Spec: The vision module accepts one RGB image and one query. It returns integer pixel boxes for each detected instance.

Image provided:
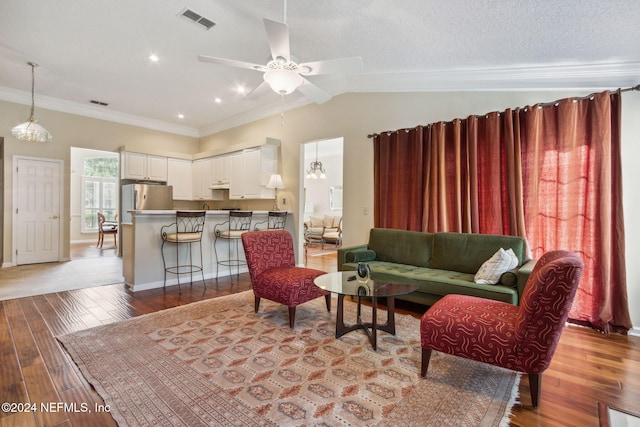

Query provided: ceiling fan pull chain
[280,93,285,127]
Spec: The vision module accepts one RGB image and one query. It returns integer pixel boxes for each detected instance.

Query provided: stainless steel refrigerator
[120,183,173,223]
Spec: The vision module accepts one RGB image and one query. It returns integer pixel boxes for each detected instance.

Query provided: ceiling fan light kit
[12,62,53,143]
[264,68,304,94]
[198,9,363,104]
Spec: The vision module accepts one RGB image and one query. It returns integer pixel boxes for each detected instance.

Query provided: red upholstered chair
[420,250,583,407]
[241,229,331,328]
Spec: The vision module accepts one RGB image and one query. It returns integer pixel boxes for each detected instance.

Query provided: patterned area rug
[58,291,519,426]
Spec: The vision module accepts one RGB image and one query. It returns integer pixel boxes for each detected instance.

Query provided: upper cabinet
[209,155,231,189]
[167,158,193,200]
[191,158,207,200]
[229,146,277,200]
[121,152,168,182]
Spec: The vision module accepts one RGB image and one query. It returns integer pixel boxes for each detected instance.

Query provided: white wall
[621,94,640,334]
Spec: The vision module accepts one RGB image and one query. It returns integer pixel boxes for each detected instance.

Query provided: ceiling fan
[198,13,363,104]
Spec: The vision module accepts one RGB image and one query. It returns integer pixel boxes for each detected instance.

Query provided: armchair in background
[304,215,342,248]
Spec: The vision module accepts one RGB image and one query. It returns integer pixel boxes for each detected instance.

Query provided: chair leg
[161,240,167,290]
[288,307,296,328]
[254,296,261,313]
[324,294,331,312]
[199,240,205,288]
[528,373,542,408]
[421,349,432,378]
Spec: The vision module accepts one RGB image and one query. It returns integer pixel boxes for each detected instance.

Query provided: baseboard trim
[629,327,640,337]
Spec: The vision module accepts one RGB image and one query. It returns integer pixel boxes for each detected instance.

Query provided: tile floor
[0,243,123,301]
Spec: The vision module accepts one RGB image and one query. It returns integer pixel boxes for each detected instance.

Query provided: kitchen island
[121,210,296,291]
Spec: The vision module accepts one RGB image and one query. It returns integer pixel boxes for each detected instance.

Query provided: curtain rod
[367,84,640,138]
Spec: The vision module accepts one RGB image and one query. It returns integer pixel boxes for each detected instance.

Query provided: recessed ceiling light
[237,86,246,94]
[178,114,184,119]
[149,54,159,62]
[214,97,222,103]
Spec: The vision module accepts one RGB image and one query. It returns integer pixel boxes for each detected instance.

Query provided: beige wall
[1,99,199,263]
[2,90,639,330]
[200,91,640,331]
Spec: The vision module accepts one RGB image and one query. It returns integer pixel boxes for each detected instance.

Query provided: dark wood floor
[1,251,638,427]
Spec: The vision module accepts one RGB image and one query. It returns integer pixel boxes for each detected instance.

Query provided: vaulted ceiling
[1,1,638,137]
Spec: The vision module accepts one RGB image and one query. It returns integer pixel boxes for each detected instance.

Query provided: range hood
[209,183,229,189]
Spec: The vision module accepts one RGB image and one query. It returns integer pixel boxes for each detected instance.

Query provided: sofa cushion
[431,232,525,274]
[368,228,433,268]
[345,249,377,263]
[342,261,519,304]
[474,248,519,285]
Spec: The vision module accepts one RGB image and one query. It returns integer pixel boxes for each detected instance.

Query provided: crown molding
[0,86,200,138]
[348,61,640,92]
[2,62,638,138]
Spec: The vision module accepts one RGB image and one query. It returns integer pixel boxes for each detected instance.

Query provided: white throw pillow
[474,248,519,285]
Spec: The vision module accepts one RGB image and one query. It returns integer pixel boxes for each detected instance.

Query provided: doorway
[70,147,119,259]
[300,137,344,259]
[13,155,63,265]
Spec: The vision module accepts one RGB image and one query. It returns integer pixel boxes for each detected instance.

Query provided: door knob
[51,215,59,219]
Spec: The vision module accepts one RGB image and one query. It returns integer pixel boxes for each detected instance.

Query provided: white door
[15,157,62,265]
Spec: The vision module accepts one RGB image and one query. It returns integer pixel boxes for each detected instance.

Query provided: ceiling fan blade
[297,78,332,104]
[244,81,272,101]
[298,56,364,76]
[264,18,290,61]
[198,55,266,72]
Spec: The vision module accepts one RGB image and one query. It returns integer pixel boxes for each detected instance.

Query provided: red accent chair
[241,230,331,328]
[420,250,583,407]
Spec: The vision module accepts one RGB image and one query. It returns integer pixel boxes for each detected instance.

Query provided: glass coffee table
[314,271,418,350]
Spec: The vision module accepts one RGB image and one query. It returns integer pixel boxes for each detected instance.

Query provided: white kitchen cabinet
[191,158,207,200]
[229,146,277,200]
[209,155,231,188]
[121,152,168,182]
[167,158,192,200]
[192,157,225,201]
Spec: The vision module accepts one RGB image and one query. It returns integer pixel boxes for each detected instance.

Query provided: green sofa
[337,228,537,306]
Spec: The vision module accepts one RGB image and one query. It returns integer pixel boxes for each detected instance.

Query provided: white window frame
[81,156,119,233]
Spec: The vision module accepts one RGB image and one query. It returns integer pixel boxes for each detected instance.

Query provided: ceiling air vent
[90,100,109,106]
[179,8,216,30]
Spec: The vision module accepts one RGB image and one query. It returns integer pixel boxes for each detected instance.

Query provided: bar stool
[254,211,287,230]
[214,210,253,283]
[161,211,206,292]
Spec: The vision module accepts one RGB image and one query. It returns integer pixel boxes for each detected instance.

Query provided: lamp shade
[266,174,285,189]
[263,69,303,95]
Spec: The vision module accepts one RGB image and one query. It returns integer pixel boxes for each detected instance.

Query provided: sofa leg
[528,373,542,408]
[254,296,261,313]
[324,294,331,312]
[421,349,432,377]
[288,307,296,328]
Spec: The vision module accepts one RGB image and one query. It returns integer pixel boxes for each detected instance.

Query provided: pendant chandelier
[11,62,53,143]
[306,143,326,179]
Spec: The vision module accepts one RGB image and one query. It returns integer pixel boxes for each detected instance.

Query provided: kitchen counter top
[121,210,295,292]
[128,210,291,215]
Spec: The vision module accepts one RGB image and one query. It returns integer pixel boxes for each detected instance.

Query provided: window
[81,156,119,232]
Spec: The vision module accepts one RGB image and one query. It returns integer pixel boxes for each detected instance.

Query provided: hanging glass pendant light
[306,142,326,179]
[11,62,53,143]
